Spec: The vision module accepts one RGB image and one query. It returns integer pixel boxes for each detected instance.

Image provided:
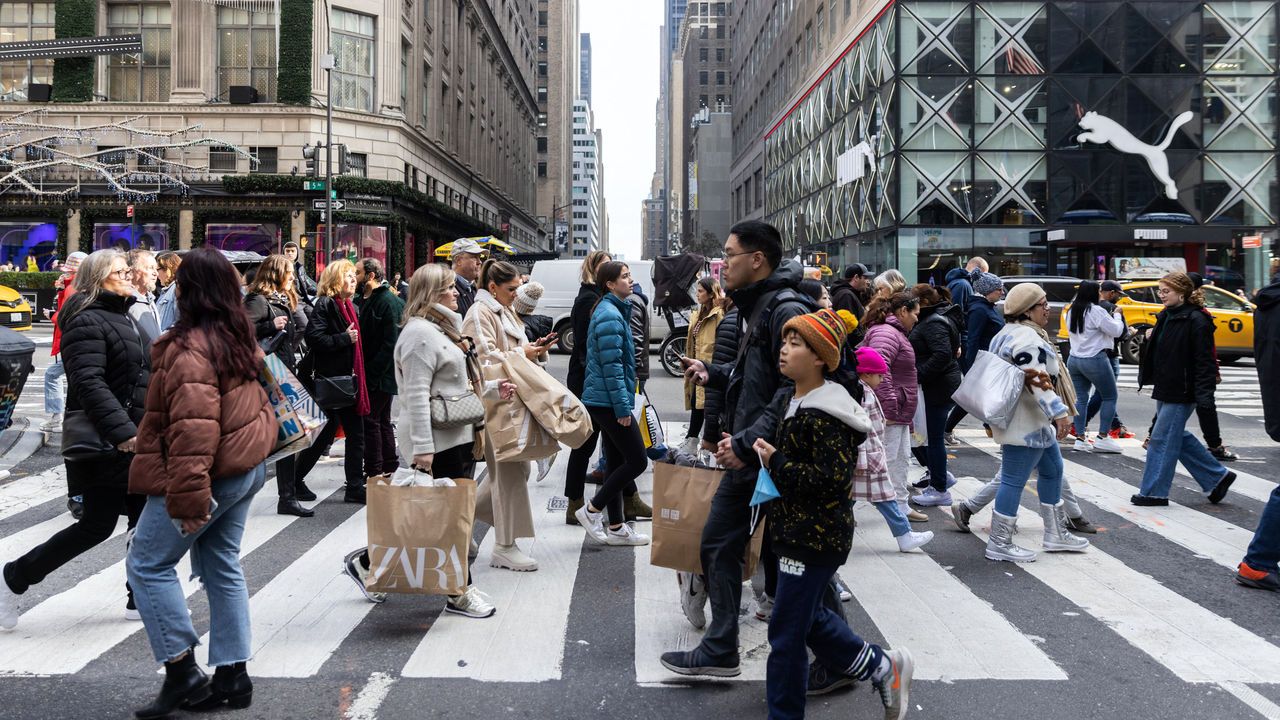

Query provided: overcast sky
[579,0,661,261]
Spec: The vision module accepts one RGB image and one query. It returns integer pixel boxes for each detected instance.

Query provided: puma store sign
[1077,110,1193,200]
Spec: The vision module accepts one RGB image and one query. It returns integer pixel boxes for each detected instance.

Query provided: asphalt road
[0,332,1278,720]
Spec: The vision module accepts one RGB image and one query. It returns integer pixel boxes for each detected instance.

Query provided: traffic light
[302,144,318,176]
[337,144,349,175]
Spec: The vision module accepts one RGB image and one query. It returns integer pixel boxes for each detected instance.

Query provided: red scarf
[337,297,371,416]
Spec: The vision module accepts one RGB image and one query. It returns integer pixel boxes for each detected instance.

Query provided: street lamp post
[321,52,335,263]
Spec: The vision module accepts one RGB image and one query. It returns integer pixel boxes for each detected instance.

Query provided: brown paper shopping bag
[365,476,477,595]
[481,361,560,462]
[650,462,764,581]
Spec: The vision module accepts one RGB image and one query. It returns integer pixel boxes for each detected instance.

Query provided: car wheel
[555,321,573,354]
[660,335,687,377]
[1121,328,1147,365]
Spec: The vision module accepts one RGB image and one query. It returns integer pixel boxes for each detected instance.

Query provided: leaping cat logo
[1077,111,1194,200]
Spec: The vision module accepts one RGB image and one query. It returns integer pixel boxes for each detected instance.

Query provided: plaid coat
[851,380,895,503]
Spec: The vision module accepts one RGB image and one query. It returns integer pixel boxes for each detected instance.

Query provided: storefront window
[975,227,1047,277]
[93,223,169,251]
[317,224,388,270]
[205,223,279,255]
[899,227,972,286]
[0,221,58,269]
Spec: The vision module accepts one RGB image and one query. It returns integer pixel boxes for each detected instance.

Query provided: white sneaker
[40,416,61,433]
[343,549,388,604]
[0,577,19,630]
[604,523,650,546]
[677,572,708,629]
[534,454,557,483]
[678,436,700,456]
[490,543,538,572]
[834,574,853,602]
[754,592,774,621]
[896,530,935,552]
[1091,436,1123,454]
[446,586,496,618]
[575,504,609,544]
[1072,438,1093,453]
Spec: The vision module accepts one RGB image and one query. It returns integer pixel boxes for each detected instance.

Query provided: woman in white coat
[464,259,557,571]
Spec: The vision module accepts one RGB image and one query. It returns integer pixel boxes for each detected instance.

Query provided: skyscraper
[580,34,593,105]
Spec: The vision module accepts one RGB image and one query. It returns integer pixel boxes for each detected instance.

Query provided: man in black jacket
[662,221,815,677]
[355,259,404,481]
[629,283,652,390]
[450,238,486,318]
[830,263,870,329]
[1238,280,1280,591]
[284,241,317,307]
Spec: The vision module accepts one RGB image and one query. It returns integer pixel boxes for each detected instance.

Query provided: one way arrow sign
[312,199,344,211]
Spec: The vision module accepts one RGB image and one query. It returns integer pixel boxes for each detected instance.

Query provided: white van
[529,258,657,353]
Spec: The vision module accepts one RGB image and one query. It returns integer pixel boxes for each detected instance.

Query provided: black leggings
[296,405,366,489]
[586,405,648,527]
[687,408,705,439]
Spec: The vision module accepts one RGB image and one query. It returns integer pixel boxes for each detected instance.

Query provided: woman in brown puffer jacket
[125,248,276,720]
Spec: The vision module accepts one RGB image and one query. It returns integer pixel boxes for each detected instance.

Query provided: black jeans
[296,405,366,489]
[1197,404,1223,449]
[586,405,647,527]
[687,408,705,439]
[945,405,967,433]
[362,390,398,477]
[923,400,952,491]
[564,427,600,501]
[5,458,143,594]
[697,469,754,661]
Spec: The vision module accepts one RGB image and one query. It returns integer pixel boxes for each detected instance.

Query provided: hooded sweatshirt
[765,380,871,566]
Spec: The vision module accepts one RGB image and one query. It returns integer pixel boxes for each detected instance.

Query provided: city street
[0,328,1277,719]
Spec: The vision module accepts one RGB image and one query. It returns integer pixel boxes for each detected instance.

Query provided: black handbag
[61,410,117,461]
[313,374,356,410]
[258,330,288,356]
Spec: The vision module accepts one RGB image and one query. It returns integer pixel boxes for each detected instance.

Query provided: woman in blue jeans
[1066,280,1126,454]
[980,283,1090,562]
[125,249,277,718]
[1133,272,1236,507]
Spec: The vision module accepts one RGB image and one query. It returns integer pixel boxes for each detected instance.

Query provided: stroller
[651,253,706,377]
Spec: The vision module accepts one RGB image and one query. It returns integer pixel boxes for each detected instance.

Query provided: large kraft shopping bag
[365,476,477,595]
[261,354,327,464]
[650,462,764,581]
[502,352,593,450]
[482,361,560,462]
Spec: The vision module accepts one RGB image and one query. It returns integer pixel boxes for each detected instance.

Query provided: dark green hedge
[276,0,313,104]
[77,206,181,252]
[0,272,60,290]
[52,0,96,101]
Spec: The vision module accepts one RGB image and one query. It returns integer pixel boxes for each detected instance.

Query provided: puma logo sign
[1077,110,1194,200]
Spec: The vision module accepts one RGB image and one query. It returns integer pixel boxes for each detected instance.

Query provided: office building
[537,0,580,256]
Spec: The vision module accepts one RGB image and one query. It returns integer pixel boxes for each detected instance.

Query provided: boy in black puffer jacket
[752,308,914,720]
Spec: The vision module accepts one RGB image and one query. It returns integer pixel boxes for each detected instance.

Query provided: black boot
[135,652,211,719]
[295,479,318,502]
[343,484,367,504]
[182,662,252,712]
[277,472,314,518]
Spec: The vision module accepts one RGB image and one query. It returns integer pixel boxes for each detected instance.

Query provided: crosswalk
[0,424,1276,717]
[1117,363,1263,419]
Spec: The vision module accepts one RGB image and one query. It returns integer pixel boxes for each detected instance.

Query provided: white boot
[490,543,538,571]
[896,530,934,552]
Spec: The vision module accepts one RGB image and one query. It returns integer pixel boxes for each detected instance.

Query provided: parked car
[529,258,657,353]
[1056,280,1256,364]
[0,285,32,331]
[999,275,1081,340]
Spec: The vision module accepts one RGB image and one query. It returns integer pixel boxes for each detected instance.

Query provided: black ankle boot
[295,480,318,502]
[182,662,252,711]
[135,652,211,719]
[344,484,367,504]
[277,498,315,517]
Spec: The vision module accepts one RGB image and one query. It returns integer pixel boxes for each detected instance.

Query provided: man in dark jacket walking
[1238,280,1280,591]
[662,221,816,678]
[830,264,871,343]
[284,241,317,307]
[355,258,404,479]
[629,283,652,391]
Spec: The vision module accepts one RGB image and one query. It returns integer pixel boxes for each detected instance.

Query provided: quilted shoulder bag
[430,391,484,429]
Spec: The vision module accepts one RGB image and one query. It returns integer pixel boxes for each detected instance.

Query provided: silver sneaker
[342,549,388,603]
[984,511,1037,563]
[834,574,853,601]
[677,572,707,629]
[535,453,557,482]
[446,586,496,618]
[604,523,650,546]
[1041,502,1091,553]
[951,500,973,533]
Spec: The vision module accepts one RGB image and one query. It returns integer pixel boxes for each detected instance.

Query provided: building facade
[536,0,580,255]
[753,0,1280,295]
[0,0,547,275]
[570,99,604,256]
[580,33,592,104]
[688,110,734,251]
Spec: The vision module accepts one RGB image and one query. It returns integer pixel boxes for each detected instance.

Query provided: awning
[434,236,515,258]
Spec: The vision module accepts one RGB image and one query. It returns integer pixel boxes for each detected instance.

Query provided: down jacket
[861,314,918,424]
[1138,301,1218,408]
[304,295,357,380]
[628,289,651,382]
[129,331,275,521]
[911,302,964,404]
[566,282,602,396]
[702,307,739,444]
[582,292,637,418]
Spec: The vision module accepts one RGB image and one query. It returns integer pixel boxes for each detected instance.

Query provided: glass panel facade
[216,7,277,102]
[0,2,55,101]
[107,3,171,102]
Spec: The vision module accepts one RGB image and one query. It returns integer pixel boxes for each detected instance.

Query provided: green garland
[52,0,96,101]
[276,0,313,104]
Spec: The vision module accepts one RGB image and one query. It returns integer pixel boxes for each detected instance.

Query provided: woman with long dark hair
[245,255,313,517]
[908,284,963,509]
[125,248,276,717]
[575,261,650,546]
[682,277,725,454]
[1067,280,1125,454]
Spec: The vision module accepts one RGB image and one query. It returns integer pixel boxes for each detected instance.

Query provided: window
[97,145,126,165]
[209,146,238,172]
[538,36,547,52]
[716,24,724,39]
[421,62,430,125]
[347,152,368,177]
[107,3,171,102]
[699,47,708,62]
[699,94,708,106]
[537,86,547,104]
[537,112,547,127]
[699,71,708,85]
[844,0,851,19]
[538,61,547,76]
[816,8,824,54]
[700,25,709,39]
[400,41,410,111]
[216,7,277,102]
[716,71,724,85]
[332,9,376,112]
[0,2,54,101]
[249,147,277,174]
[537,10,546,25]
[537,136,547,153]
[716,47,724,62]
[138,147,163,169]
[537,162,547,177]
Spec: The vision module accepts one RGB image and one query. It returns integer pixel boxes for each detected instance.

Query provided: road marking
[947,475,1280,684]
[401,464,586,682]
[342,671,396,720]
[0,467,68,522]
[1219,681,1280,720]
[0,512,125,564]
[1115,446,1276,504]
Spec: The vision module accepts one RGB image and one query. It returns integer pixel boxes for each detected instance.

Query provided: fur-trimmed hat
[783,308,855,372]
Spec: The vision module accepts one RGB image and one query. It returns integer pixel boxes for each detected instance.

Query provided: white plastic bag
[390,467,456,488]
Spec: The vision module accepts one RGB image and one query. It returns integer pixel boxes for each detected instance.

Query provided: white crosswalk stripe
[1116,364,1263,419]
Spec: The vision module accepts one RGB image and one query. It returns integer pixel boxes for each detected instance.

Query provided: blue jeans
[1138,402,1228,499]
[1069,354,1117,437]
[1244,484,1280,573]
[127,463,266,665]
[993,444,1065,516]
[923,399,951,491]
[766,556,884,720]
[1085,354,1123,430]
[874,500,911,537]
[43,356,64,416]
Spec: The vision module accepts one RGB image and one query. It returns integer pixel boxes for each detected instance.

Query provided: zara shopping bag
[365,476,477,595]
[950,350,1025,430]
[649,461,763,581]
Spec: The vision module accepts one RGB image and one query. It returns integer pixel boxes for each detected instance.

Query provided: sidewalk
[0,416,47,476]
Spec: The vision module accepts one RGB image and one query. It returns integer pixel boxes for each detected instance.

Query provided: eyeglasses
[1034,300,1050,309]
[722,249,760,261]
[109,269,130,278]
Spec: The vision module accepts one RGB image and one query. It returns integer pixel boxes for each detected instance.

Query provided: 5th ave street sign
[312,199,345,211]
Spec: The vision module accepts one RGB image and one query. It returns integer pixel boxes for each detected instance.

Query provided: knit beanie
[973,272,1003,296]
[513,281,544,316]
[783,308,854,372]
[854,346,889,375]
[1003,283,1046,317]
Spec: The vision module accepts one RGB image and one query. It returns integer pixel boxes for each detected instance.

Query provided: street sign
[126,204,134,218]
[312,199,344,211]
[303,180,324,191]
[1243,234,1263,249]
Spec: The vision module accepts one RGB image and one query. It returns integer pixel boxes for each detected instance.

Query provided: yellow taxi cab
[1058,280,1254,364]
[0,285,32,331]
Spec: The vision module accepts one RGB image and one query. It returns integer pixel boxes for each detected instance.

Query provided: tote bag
[365,476,477,595]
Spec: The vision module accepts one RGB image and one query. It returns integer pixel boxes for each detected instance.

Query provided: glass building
[764,0,1280,295]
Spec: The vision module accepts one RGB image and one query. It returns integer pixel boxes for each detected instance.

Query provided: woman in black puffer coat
[0,250,150,630]
[563,251,611,523]
[908,284,963,505]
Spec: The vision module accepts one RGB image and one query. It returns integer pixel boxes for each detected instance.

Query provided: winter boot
[624,493,653,521]
[1041,502,1090,552]
[134,651,211,719]
[984,511,1037,563]
[276,473,314,518]
[182,661,252,711]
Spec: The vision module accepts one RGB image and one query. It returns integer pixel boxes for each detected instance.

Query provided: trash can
[0,327,36,431]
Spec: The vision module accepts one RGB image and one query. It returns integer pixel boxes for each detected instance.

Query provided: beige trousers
[476,433,535,546]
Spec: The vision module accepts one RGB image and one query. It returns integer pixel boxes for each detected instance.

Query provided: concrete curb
[0,416,48,473]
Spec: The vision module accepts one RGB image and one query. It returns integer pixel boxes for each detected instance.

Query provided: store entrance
[1058,245,1190,282]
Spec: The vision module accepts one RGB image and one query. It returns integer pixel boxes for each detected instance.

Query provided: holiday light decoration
[0,108,257,199]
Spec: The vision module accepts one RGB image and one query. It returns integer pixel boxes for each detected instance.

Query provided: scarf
[336,297,371,416]
[1013,317,1077,412]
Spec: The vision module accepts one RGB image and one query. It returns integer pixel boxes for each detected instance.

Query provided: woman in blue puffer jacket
[576,261,650,547]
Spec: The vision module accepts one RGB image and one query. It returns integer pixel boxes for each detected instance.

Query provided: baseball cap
[62,251,88,273]
[844,263,871,279]
[1100,280,1123,292]
[450,237,487,259]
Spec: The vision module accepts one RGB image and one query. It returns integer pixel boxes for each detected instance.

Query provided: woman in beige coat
[463,259,557,571]
[680,277,724,455]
